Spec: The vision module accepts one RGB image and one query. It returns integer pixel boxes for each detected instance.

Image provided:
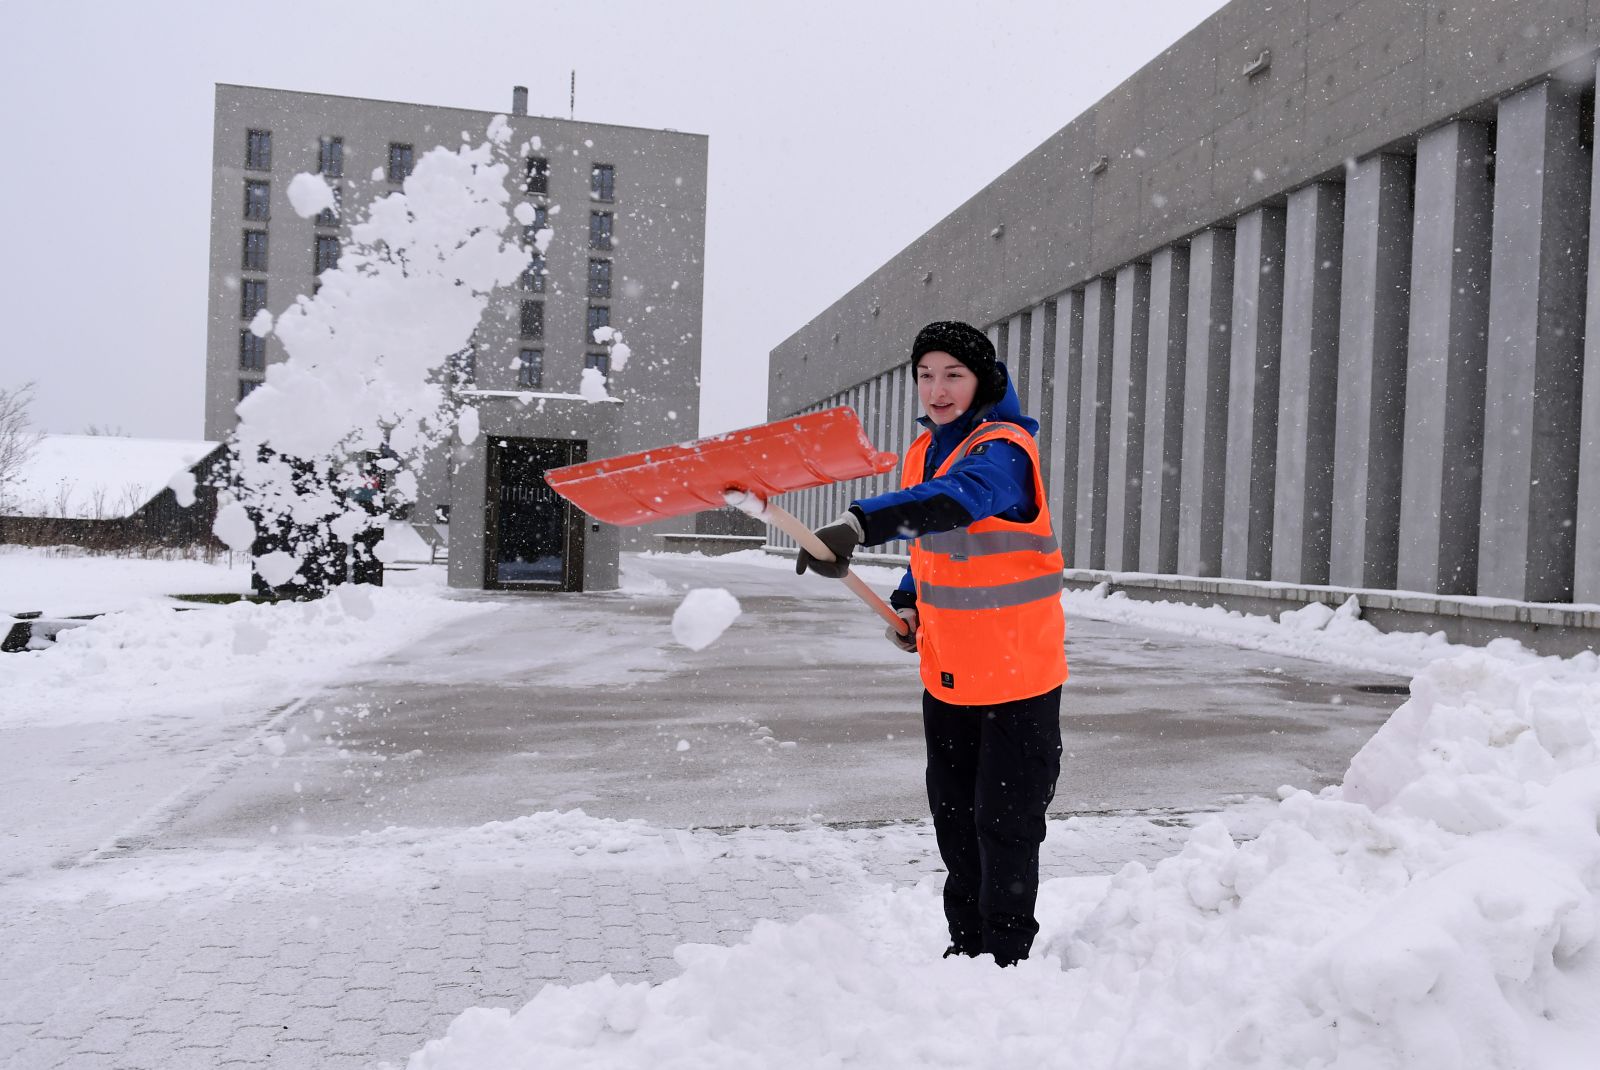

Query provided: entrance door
[484,437,587,591]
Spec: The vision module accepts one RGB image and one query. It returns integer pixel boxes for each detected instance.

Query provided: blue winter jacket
[848,363,1038,609]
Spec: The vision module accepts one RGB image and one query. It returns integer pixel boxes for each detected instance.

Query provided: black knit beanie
[910,321,1005,406]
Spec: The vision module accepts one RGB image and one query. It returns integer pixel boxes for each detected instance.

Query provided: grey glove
[796,512,864,579]
[886,607,918,652]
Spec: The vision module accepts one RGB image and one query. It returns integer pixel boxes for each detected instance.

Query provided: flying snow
[286,172,337,219]
[670,588,741,651]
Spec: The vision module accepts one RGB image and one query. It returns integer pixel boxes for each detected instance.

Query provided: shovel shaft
[765,504,910,636]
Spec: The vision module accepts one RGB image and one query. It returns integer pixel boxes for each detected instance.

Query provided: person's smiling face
[916,351,978,426]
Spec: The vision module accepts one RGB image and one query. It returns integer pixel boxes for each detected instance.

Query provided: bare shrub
[0,382,43,514]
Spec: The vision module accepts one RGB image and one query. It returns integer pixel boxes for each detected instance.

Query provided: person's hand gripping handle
[725,491,910,636]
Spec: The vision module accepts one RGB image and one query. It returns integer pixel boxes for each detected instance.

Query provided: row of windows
[516,301,613,342]
[524,211,613,251]
[249,129,613,201]
[523,157,616,203]
[240,232,341,275]
[240,335,607,388]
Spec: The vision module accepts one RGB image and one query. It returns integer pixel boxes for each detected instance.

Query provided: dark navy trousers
[922,685,1063,965]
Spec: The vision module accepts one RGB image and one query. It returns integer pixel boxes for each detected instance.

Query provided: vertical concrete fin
[1106,263,1152,571]
[1273,182,1345,585]
[1222,208,1286,581]
[1178,228,1234,577]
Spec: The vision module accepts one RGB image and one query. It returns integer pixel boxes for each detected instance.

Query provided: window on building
[517,348,543,389]
[388,142,414,183]
[239,329,266,371]
[590,163,615,202]
[521,213,550,252]
[589,211,613,251]
[584,351,610,378]
[520,300,544,339]
[314,235,341,275]
[244,180,270,221]
[519,254,546,293]
[586,304,610,343]
[318,136,344,178]
[524,156,549,195]
[246,129,272,171]
[241,279,268,320]
[239,379,262,401]
[315,185,342,228]
[588,259,612,299]
[242,229,268,272]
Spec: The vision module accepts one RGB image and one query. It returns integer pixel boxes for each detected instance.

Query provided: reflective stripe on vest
[918,529,1061,558]
[917,571,1064,611]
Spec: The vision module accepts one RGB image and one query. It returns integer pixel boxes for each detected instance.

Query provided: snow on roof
[3,435,221,520]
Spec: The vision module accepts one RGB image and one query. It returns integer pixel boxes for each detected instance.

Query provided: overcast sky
[0,0,1227,440]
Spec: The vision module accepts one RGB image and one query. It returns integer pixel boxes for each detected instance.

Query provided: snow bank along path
[0,581,497,728]
[405,639,1600,1069]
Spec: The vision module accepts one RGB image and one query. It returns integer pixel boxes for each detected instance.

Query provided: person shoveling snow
[796,320,1067,968]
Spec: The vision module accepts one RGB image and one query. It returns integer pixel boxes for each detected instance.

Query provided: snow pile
[406,645,1600,1070]
[1064,584,1463,677]
[670,588,741,650]
[0,585,498,728]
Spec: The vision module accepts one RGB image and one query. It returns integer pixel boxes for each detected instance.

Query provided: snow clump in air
[578,367,610,402]
[225,117,529,577]
[211,500,256,552]
[286,172,336,219]
[167,470,197,508]
[670,588,741,651]
[591,325,632,372]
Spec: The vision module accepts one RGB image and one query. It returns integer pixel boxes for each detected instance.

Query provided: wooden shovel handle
[765,504,910,635]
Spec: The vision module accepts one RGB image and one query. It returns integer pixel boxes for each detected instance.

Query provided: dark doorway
[484,437,587,591]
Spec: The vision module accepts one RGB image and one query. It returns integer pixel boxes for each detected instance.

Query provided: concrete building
[769,0,1600,651]
[205,83,708,590]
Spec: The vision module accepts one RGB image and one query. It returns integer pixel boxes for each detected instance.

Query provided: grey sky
[0,0,1226,440]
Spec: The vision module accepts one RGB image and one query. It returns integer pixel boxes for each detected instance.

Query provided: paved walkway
[1,810,1202,1069]
[0,552,1399,1068]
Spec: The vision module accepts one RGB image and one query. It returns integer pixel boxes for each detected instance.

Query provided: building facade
[205,83,708,588]
[768,0,1600,646]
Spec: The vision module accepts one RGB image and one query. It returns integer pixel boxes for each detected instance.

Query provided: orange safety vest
[903,421,1068,706]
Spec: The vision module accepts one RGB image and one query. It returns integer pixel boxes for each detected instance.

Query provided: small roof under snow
[2,435,222,520]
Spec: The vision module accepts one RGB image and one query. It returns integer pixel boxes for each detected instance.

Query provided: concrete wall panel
[1478,80,1590,603]
[1106,263,1152,571]
[1178,228,1235,577]
[1330,153,1414,589]
[1075,279,1116,569]
[1222,207,1286,581]
[1140,244,1190,574]
[1397,120,1493,596]
[1272,182,1344,585]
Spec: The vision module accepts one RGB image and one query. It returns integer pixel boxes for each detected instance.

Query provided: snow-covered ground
[4,549,1598,1068]
[1,544,251,616]
[403,633,1600,1070]
[0,551,497,881]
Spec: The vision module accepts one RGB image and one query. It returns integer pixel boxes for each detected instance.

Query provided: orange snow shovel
[545,407,909,634]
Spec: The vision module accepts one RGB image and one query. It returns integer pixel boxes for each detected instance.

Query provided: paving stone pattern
[0,818,1187,1070]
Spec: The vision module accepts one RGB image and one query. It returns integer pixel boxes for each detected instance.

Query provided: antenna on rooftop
[570,70,575,119]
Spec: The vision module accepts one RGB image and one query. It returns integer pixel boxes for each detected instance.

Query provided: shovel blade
[546,406,898,526]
